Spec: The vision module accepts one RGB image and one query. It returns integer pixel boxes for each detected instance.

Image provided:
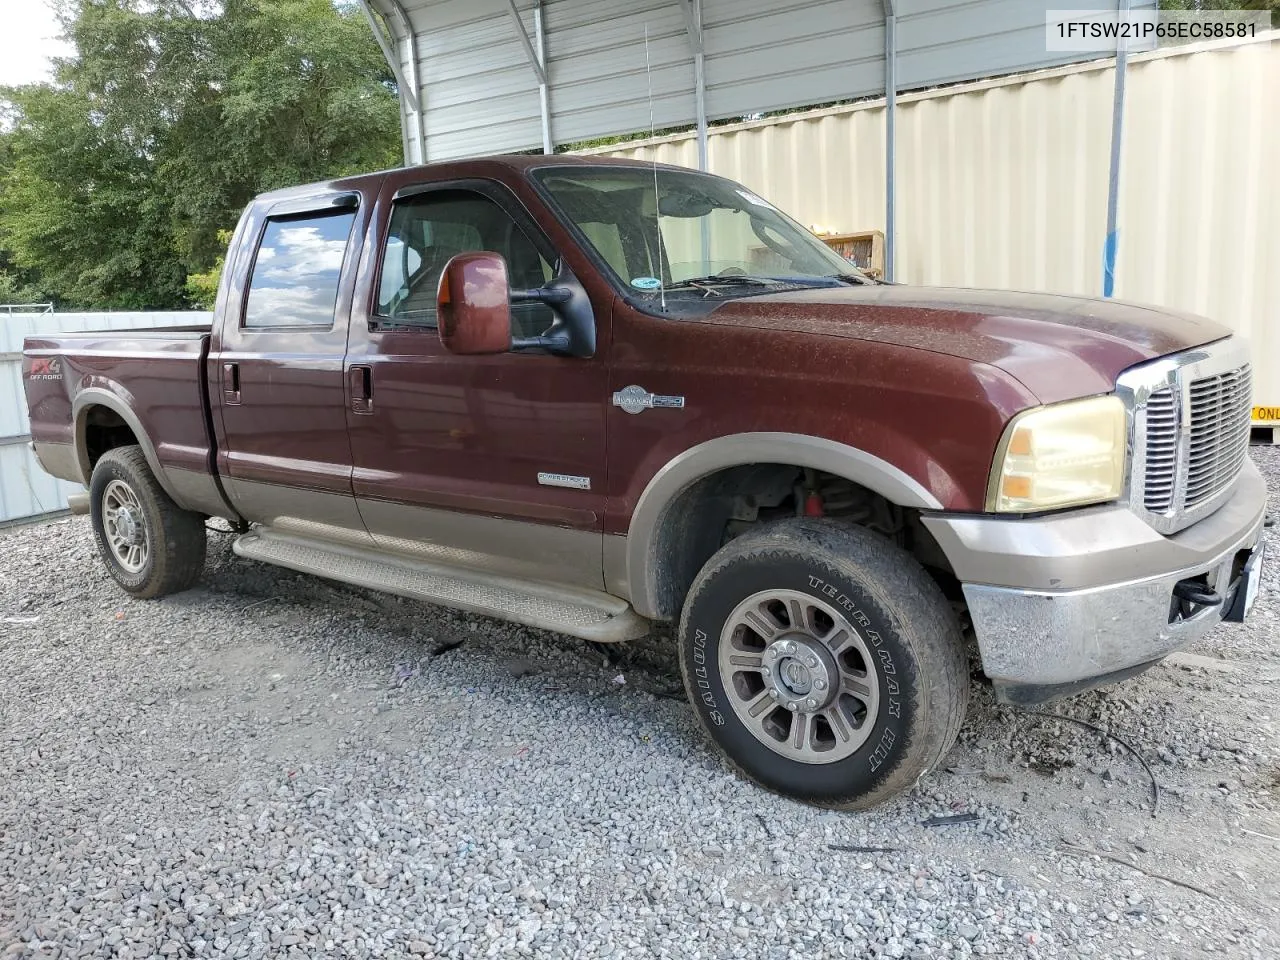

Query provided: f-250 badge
[611,384,685,415]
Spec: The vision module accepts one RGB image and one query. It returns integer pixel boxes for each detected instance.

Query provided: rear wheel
[678,518,967,809]
[89,446,206,598]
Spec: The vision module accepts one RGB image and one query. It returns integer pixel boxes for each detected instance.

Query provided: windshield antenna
[643,23,667,313]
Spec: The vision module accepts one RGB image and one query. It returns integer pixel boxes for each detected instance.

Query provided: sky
[0,0,73,88]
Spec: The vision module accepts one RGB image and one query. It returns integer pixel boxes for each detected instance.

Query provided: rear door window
[243,211,356,329]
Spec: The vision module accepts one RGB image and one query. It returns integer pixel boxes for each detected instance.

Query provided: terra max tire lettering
[677,518,968,809]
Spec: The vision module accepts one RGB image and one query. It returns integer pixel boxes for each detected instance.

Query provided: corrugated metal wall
[589,35,1280,411]
[0,312,211,525]
[384,0,1150,162]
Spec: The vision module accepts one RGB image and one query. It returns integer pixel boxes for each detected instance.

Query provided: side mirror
[436,252,513,355]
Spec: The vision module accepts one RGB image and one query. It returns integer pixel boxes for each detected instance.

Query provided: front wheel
[89,446,207,599]
[678,518,968,809]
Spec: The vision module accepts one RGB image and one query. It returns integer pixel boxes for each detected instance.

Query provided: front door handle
[350,364,373,415]
[223,362,240,405]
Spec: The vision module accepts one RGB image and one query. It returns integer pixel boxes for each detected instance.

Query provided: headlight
[987,395,1127,513]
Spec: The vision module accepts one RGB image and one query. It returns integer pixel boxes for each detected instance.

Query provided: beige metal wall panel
[894,65,1115,294]
[1116,40,1280,417]
[588,35,1279,412]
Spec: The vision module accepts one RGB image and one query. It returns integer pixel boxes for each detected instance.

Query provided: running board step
[232,528,649,643]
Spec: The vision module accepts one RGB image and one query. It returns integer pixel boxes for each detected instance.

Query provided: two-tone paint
[23,155,1235,625]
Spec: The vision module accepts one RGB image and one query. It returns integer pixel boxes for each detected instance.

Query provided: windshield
[531,165,864,299]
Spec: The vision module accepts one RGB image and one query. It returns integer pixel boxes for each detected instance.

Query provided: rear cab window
[243,210,357,329]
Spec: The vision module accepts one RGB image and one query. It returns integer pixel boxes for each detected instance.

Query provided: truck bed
[23,326,227,518]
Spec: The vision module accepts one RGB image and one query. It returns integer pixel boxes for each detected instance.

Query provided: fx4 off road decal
[28,357,63,381]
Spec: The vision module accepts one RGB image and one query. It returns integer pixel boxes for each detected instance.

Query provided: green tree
[1159,0,1279,26]
[184,229,232,308]
[0,268,45,306]
[0,82,190,307]
[0,0,400,309]
[0,234,47,306]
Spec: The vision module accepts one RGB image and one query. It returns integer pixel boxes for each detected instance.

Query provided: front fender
[623,432,947,619]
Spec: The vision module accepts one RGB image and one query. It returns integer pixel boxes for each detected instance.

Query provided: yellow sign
[1253,406,1280,423]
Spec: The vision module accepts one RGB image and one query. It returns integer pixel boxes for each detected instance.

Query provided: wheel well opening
[645,464,959,621]
[83,407,140,472]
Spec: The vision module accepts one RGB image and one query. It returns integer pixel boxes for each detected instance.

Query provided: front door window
[375,190,555,339]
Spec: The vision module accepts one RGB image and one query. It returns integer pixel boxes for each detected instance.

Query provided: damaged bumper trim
[962,512,1263,698]
[926,459,1268,700]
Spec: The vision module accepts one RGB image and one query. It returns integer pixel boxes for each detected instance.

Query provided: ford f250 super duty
[24,156,1267,809]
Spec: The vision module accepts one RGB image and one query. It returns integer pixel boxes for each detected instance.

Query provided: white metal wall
[0,312,211,525]
[588,34,1280,412]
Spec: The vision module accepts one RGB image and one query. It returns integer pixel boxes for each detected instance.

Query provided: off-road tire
[89,446,206,598]
[678,517,968,809]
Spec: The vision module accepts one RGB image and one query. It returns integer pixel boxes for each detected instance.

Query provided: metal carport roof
[359,0,1151,280]
[361,0,1147,164]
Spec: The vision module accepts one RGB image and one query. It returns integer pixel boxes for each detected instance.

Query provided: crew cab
[24,156,1267,809]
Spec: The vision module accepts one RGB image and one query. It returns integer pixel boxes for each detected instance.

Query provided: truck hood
[701,285,1233,404]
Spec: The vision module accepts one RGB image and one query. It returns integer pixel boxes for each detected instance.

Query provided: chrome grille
[1116,337,1253,535]
[1185,366,1252,506]
[1142,388,1178,512]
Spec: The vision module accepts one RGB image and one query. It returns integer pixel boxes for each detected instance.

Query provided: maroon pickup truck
[24,156,1267,809]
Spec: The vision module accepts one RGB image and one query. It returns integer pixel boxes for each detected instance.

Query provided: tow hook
[1172,580,1220,606]
[1170,578,1221,622]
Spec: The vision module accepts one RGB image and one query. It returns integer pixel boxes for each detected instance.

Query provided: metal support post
[883,3,897,282]
[1103,0,1131,297]
[534,2,553,154]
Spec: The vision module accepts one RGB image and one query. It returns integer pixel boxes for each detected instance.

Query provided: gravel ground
[1,447,1278,960]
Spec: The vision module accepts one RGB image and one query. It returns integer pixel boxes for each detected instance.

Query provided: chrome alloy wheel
[101,479,149,573]
[718,589,880,764]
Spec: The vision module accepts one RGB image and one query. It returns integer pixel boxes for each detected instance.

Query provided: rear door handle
[223,362,240,405]
[349,364,373,415]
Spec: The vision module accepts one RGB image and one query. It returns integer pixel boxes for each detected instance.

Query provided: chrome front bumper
[923,459,1268,702]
